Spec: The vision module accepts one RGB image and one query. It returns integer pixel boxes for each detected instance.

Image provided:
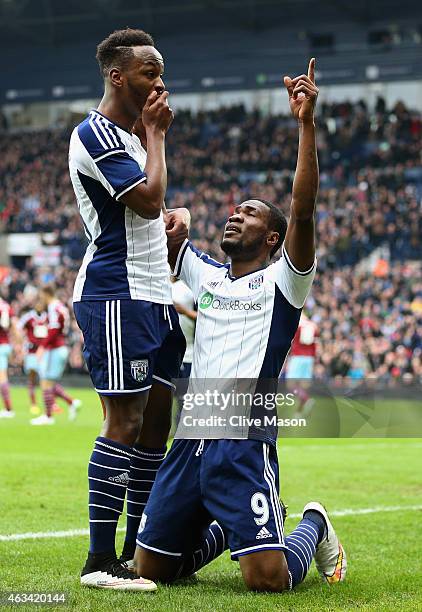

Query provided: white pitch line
[0,527,125,542]
[287,504,422,519]
[1,505,421,542]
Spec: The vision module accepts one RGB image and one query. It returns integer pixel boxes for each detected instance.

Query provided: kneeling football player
[134,60,347,592]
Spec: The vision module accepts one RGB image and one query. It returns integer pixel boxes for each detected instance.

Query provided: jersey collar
[226,265,267,282]
[90,109,133,135]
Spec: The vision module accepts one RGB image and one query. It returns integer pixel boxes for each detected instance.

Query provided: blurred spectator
[0,100,421,380]
[309,262,421,382]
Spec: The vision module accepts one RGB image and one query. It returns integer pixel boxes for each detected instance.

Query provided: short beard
[220,237,244,256]
[220,235,265,260]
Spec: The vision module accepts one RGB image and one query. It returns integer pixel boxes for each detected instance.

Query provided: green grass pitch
[0,387,421,611]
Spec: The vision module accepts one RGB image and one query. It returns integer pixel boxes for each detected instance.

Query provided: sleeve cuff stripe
[282,245,316,276]
[174,239,189,277]
[93,148,126,162]
[115,176,147,201]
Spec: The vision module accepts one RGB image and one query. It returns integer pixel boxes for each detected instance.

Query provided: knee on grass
[134,546,180,584]
[242,565,290,592]
[240,551,290,593]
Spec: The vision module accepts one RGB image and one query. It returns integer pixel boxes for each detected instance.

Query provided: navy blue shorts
[73,300,186,395]
[136,439,287,559]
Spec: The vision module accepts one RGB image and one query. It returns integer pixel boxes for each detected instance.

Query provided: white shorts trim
[106,300,125,391]
[262,443,285,546]
[152,374,176,389]
[231,543,288,557]
[95,386,151,395]
[136,541,182,557]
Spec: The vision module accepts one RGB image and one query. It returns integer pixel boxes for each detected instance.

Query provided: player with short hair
[30,286,80,425]
[69,28,187,591]
[0,295,17,418]
[135,60,347,592]
[18,299,48,415]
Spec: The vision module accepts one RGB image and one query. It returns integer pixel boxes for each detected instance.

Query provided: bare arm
[283,58,319,271]
[130,121,168,216]
[120,91,173,219]
[10,318,21,346]
[174,302,197,321]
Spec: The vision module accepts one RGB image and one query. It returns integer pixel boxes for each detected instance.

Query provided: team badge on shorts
[130,359,149,382]
[249,274,264,290]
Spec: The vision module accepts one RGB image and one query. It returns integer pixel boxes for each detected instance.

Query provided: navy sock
[284,518,320,588]
[177,521,227,578]
[88,436,132,554]
[123,445,166,558]
[303,510,326,543]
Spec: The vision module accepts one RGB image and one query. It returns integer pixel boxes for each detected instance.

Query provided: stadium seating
[0,99,421,380]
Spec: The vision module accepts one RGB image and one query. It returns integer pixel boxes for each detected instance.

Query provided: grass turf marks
[0,387,421,611]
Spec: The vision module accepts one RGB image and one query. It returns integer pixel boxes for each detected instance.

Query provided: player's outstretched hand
[284,58,319,123]
[142,89,174,134]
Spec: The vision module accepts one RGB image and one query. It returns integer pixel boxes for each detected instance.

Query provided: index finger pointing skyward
[283,76,294,97]
[308,57,315,83]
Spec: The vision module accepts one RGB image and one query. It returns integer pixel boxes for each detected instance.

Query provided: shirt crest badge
[249,274,264,290]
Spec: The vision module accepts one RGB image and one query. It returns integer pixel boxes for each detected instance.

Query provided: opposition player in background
[69,28,186,591]
[18,299,48,415]
[285,312,318,417]
[0,294,17,418]
[30,286,80,425]
[135,59,346,592]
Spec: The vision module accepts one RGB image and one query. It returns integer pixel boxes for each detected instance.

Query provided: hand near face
[142,89,174,133]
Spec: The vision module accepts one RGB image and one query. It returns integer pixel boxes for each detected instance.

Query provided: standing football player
[18,299,48,415]
[69,28,186,591]
[0,293,17,418]
[135,60,347,593]
[31,286,81,425]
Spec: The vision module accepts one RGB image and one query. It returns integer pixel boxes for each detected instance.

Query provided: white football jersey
[174,239,316,380]
[69,109,172,304]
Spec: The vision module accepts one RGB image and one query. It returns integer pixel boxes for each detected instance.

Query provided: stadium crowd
[0,98,421,381]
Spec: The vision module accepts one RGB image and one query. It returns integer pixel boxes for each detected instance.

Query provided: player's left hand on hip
[284,58,319,123]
